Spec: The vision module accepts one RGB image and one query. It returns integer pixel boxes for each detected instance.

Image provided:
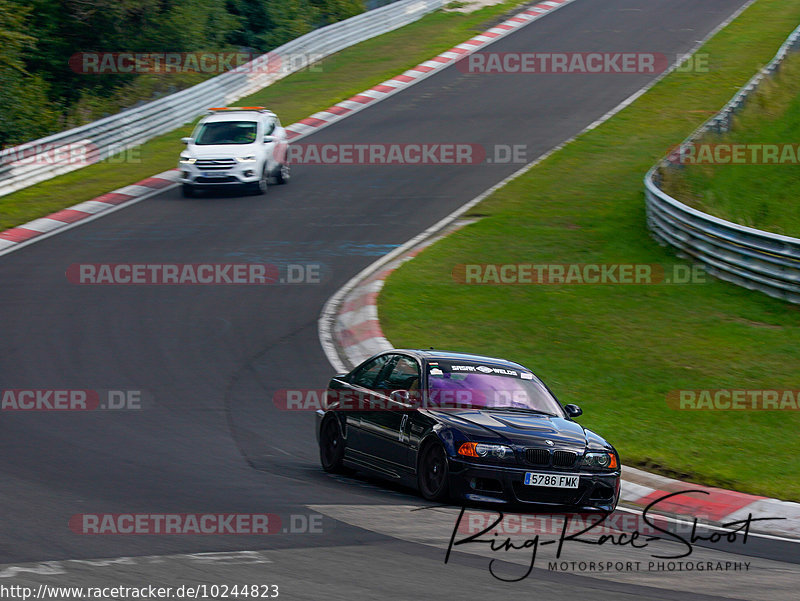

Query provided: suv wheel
[250,167,268,196]
[181,184,194,198]
[275,163,290,185]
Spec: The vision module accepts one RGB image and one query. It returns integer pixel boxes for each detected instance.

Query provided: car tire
[319,416,346,473]
[418,440,450,502]
[250,167,268,195]
[275,163,290,185]
[181,184,194,198]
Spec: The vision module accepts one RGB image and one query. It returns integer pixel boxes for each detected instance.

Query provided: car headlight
[458,442,514,460]
[582,451,618,469]
[179,155,196,164]
[236,156,257,163]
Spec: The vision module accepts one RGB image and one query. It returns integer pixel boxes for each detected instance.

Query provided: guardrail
[645,24,800,304]
[0,0,444,198]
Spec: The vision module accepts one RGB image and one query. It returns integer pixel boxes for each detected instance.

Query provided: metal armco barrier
[0,0,444,197]
[645,24,800,304]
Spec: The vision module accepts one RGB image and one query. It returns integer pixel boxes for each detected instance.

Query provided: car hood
[430,409,590,449]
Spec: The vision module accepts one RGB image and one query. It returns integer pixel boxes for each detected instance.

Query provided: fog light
[181,171,189,178]
[243,169,254,177]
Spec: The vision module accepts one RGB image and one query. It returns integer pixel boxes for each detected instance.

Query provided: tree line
[0,0,364,148]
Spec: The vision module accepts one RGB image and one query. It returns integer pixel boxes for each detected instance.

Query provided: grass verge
[661,51,800,237]
[380,0,800,500]
[0,1,527,231]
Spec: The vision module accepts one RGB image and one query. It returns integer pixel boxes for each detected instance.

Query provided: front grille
[525,448,550,465]
[196,158,237,170]
[195,176,238,184]
[553,450,578,468]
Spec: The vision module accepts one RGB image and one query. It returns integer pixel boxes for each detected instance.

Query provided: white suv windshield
[195,121,258,145]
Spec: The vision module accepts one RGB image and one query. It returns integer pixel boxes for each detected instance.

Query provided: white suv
[178,107,290,197]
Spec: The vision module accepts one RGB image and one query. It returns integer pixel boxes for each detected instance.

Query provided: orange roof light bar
[208,106,268,111]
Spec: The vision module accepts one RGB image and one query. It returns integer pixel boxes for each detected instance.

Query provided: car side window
[383,356,421,391]
[350,355,391,389]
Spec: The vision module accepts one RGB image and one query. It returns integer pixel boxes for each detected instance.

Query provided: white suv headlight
[179,155,196,164]
[236,156,257,163]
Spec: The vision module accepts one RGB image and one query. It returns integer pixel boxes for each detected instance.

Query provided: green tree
[148,0,240,52]
[310,0,364,27]
[227,0,365,51]
[0,0,56,147]
[261,0,320,49]
[0,0,366,145]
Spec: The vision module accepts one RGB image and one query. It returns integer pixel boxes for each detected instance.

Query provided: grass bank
[661,52,800,237]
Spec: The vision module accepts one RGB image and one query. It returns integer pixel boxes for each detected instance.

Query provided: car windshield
[426,363,564,416]
[194,121,257,145]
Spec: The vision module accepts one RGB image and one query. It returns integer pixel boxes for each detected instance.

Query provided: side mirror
[564,404,582,418]
[263,135,275,143]
[390,390,410,405]
[181,137,192,145]
[328,374,350,391]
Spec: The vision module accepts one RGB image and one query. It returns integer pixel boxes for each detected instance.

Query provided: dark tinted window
[350,355,391,389]
[195,121,257,145]
[381,356,420,391]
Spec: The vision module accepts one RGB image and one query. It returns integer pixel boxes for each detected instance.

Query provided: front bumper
[178,162,261,187]
[447,457,620,512]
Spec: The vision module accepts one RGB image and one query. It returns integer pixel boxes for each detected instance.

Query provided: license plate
[203,172,227,177]
[524,472,579,488]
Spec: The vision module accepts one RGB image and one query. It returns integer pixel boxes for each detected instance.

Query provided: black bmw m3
[316,349,620,511]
